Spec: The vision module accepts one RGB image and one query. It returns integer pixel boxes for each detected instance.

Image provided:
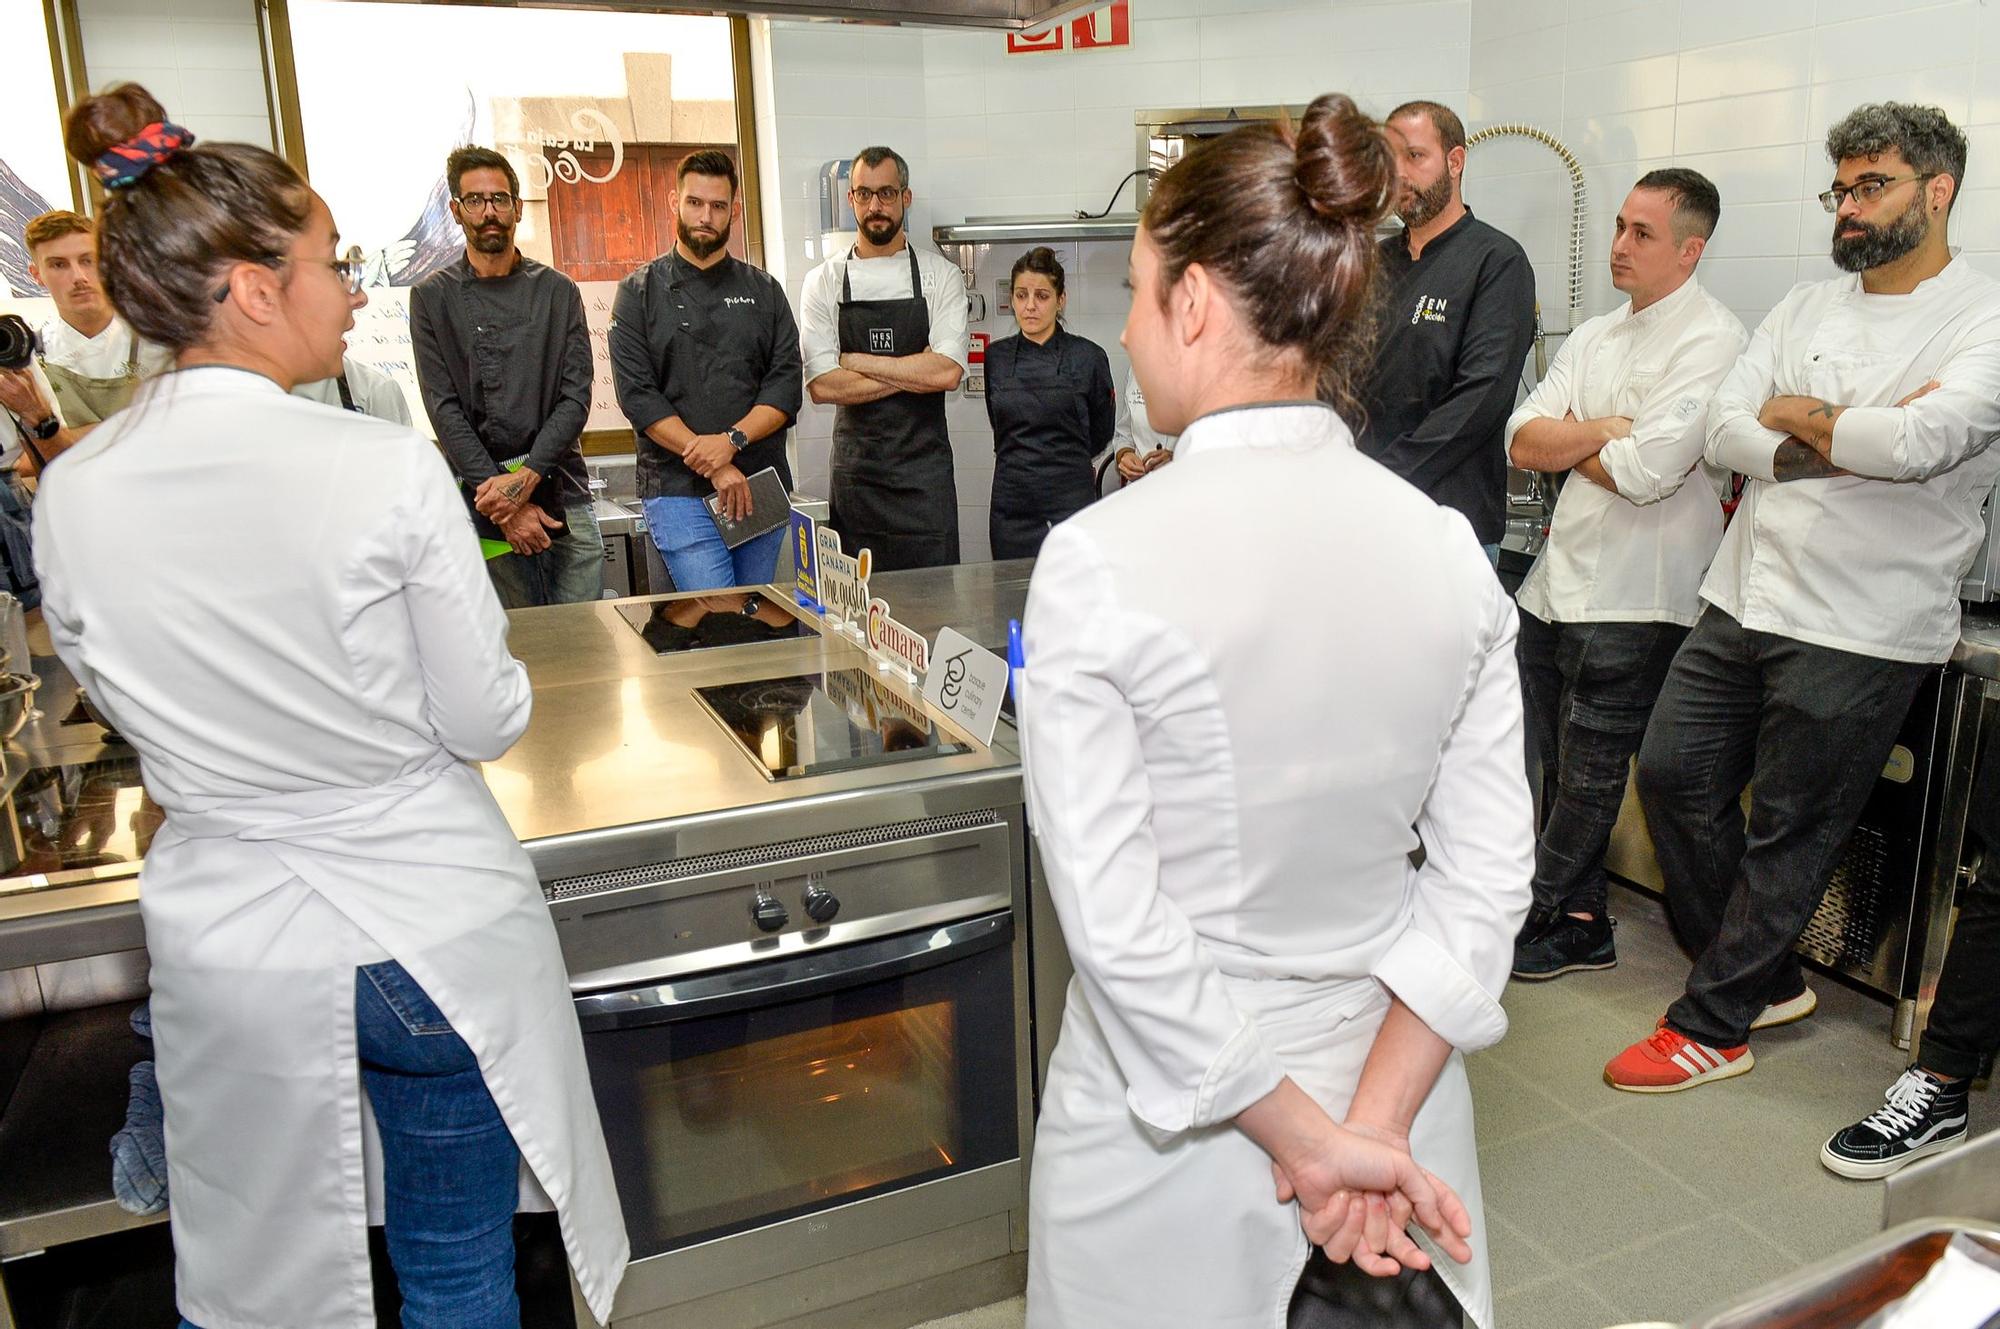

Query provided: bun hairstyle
[1010,245,1066,298]
[1141,92,1394,424]
[64,82,313,354]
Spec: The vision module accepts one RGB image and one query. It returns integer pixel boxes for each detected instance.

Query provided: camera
[0,315,38,373]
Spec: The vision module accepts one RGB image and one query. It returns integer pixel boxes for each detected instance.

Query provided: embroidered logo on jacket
[1411,295,1450,326]
[723,296,757,307]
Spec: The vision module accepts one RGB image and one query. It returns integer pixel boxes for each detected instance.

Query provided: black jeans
[1518,612,1689,919]
[1636,608,1931,1048]
[1923,725,2000,1079]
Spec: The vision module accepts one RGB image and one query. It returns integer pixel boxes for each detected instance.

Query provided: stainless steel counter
[1950,607,2000,680]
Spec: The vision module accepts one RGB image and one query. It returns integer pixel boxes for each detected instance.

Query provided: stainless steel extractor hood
[593,0,1104,29]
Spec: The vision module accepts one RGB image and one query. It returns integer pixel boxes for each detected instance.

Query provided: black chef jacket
[1358,208,1537,545]
[608,252,803,501]
[410,253,593,512]
[984,326,1116,512]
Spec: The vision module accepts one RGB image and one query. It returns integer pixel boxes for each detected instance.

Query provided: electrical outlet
[964,372,985,398]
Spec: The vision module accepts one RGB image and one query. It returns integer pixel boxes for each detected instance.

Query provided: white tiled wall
[759,2,1464,558]
[1466,0,2000,343]
[76,0,274,151]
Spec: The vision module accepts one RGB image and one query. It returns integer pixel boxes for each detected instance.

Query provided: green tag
[480,538,512,560]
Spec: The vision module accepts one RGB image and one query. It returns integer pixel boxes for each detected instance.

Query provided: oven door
[572,910,1019,1262]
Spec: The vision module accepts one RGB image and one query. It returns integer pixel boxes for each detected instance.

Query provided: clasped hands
[1267,1111,1473,1279]
[471,467,562,555]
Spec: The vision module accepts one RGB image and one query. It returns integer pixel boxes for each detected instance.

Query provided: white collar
[1616,275,1701,332]
[1173,401,1353,460]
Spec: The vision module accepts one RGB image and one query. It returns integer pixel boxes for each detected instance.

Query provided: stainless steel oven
[543,771,1032,1329]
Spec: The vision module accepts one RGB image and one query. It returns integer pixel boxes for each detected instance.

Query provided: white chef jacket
[32,367,627,1329]
[1705,254,2000,663]
[1110,366,1176,458]
[292,355,414,426]
[1507,277,1745,626]
[1019,401,1532,1329]
[37,311,173,380]
[798,241,970,384]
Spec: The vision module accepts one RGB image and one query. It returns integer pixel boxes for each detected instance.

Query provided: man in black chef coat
[609,150,803,591]
[1360,101,1537,561]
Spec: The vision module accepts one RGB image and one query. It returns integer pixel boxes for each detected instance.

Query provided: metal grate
[544,810,1001,902]
[1797,822,1892,970]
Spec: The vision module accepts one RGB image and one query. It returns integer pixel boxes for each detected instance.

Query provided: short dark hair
[1010,246,1065,299]
[1633,167,1721,242]
[1825,102,1968,209]
[677,149,737,195]
[447,145,519,200]
[853,145,910,190]
[1386,100,1466,156]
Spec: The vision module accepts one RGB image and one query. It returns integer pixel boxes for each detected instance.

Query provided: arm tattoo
[1774,439,1844,482]
[1808,399,1838,420]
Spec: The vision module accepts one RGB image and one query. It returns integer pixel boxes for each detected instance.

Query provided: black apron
[829,246,958,572]
[985,331,1100,561]
[335,373,359,413]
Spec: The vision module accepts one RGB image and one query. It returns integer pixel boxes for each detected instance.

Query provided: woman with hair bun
[37,83,625,1328]
[1018,93,1530,1328]
[984,245,1117,560]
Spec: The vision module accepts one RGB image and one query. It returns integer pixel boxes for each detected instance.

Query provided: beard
[859,213,902,245]
[1831,192,1929,272]
[1396,171,1452,230]
[469,222,513,255]
[679,215,731,259]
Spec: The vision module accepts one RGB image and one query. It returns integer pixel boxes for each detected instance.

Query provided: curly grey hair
[1825,102,1967,207]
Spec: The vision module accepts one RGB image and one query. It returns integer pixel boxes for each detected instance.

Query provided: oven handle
[571,910,1014,1032]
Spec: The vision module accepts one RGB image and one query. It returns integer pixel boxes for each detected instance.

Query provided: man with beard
[411,145,603,608]
[1359,101,1536,562]
[1605,103,2000,1094]
[800,145,968,570]
[609,150,803,591]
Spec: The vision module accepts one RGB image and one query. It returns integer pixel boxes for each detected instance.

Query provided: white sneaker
[1751,987,1817,1031]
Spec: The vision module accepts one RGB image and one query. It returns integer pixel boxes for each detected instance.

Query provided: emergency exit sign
[1006,0,1130,54]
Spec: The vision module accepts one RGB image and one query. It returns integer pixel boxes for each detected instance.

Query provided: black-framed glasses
[455,191,517,215]
[1818,173,1935,213]
[210,246,367,304]
[848,185,904,206]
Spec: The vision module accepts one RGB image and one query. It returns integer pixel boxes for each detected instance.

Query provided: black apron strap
[335,373,358,413]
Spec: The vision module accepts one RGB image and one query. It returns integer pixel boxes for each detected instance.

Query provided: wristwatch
[26,415,59,443]
[726,427,748,452]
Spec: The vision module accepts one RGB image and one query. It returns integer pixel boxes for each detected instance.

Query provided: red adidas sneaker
[1605,1025,1753,1093]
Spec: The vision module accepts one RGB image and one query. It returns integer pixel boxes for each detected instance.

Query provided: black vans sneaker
[1821,1067,1970,1180]
[1511,913,1615,981]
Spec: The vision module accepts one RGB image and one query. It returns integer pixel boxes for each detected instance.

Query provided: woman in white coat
[35,84,626,1328]
[1020,93,1532,1329]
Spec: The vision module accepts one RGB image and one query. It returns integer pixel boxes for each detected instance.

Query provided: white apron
[31,368,628,1329]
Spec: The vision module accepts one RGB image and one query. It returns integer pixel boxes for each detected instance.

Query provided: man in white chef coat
[1608,103,2000,1092]
[1504,169,1744,982]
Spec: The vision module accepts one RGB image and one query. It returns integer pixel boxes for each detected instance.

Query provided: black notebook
[703,466,792,549]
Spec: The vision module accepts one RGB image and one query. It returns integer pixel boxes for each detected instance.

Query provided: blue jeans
[487,500,605,608]
[180,961,521,1329]
[643,494,786,591]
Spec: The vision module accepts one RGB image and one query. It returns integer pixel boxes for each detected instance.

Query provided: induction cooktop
[694,668,969,781]
[615,591,806,656]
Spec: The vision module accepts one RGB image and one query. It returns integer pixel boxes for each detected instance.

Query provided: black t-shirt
[1358,209,1537,545]
[608,253,804,501]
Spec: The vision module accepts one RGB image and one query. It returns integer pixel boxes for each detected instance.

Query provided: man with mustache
[799,145,968,571]
[1607,103,2000,1097]
[609,150,803,591]
[412,145,603,608]
[2,209,171,472]
[1359,101,1537,563]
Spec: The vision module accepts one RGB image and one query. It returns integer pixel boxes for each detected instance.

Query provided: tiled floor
[915,882,1999,1329]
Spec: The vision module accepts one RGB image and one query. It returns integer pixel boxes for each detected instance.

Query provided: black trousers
[1636,608,1931,1048]
[1923,721,2000,1079]
[1518,612,1689,918]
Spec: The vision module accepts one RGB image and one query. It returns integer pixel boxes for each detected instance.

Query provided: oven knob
[751,894,789,933]
[802,884,840,924]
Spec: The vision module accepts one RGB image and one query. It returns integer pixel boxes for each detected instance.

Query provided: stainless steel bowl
[0,673,39,741]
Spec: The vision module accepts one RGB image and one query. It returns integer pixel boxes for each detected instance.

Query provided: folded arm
[838,350,964,394]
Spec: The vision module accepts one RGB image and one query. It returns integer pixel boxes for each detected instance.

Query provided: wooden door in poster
[544,143,747,282]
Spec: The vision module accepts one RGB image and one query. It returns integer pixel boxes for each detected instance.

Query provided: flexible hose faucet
[1466,123,1587,338]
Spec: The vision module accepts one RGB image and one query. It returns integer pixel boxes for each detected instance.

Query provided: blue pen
[1007,619,1025,703]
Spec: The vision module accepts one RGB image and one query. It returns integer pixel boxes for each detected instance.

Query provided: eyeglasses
[1818,173,1935,213]
[455,191,517,215]
[848,186,905,206]
[210,246,367,304]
